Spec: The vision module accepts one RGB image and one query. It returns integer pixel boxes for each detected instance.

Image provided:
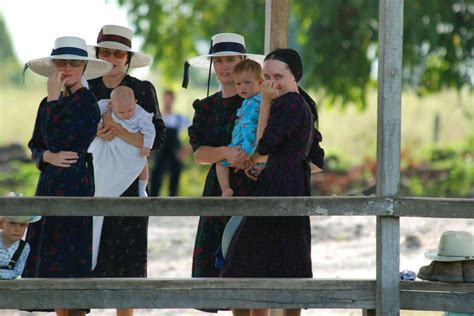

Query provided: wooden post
[375,0,404,315]
[264,0,289,54]
[265,3,289,316]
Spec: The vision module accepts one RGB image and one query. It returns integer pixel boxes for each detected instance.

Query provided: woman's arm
[193,145,241,166]
[98,106,144,148]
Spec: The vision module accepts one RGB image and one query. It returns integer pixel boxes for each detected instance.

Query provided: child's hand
[140,148,151,157]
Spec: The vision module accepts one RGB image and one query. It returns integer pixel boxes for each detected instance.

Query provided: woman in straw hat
[184,33,264,282]
[23,36,112,316]
[220,48,325,316]
[86,25,165,316]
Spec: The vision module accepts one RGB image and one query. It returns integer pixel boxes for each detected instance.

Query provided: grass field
[1,77,472,164]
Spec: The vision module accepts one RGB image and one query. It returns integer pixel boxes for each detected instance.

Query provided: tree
[0,14,21,84]
[118,0,473,108]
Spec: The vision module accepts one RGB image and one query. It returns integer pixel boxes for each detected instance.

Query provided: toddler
[216,59,263,196]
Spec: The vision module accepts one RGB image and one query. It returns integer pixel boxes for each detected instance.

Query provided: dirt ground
[2,215,472,316]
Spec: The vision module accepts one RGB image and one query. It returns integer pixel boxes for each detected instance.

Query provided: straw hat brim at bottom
[26,55,112,80]
[425,251,474,262]
[87,45,152,68]
[187,52,265,72]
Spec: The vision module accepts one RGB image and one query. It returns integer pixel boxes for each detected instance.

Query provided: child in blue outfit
[216,59,263,197]
[1,194,41,279]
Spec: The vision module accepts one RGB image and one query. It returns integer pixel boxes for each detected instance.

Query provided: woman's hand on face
[43,150,78,168]
[47,70,66,102]
[261,80,279,103]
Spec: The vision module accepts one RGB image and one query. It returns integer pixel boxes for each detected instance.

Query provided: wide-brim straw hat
[425,231,474,262]
[2,193,42,224]
[25,36,112,80]
[88,25,152,68]
[186,33,264,71]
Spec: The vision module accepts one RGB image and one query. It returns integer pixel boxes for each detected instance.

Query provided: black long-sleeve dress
[188,91,257,278]
[221,92,325,278]
[23,88,100,278]
[87,75,165,277]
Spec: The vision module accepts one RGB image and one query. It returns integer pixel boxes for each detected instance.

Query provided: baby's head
[110,86,137,120]
[233,59,263,99]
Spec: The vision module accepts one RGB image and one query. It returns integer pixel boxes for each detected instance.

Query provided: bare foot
[222,188,234,197]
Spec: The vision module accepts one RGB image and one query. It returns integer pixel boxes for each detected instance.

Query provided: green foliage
[0,14,21,85]
[118,0,473,109]
[0,161,38,196]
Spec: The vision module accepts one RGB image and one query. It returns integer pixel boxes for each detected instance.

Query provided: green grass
[1,77,472,196]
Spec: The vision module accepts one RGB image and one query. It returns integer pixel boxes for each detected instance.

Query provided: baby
[89,85,156,198]
[216,59,263,196]
[1,193,41,279]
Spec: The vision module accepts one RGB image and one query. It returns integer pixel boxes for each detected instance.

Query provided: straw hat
[25,36,112,80]
[2,193,41,224]
[186,33,264,71]
[89,25,152,68]
[425,231,474,262]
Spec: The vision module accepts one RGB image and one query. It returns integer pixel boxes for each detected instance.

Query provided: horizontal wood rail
[1,279,473,312]
[1,196,473,218]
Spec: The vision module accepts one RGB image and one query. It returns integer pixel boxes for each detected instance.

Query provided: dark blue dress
[221,92,324,278]
[23,88,100,278]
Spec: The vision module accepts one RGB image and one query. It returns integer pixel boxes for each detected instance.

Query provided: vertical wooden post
[264,0,289,54]
[265,4,289,316]
[375,0,403,315]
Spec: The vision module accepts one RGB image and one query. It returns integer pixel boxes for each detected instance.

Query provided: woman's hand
[43,150,78,168]
[225,146,246,169]
[97,125,118,141]
[261,80,279,104]
[243,157,263,181]
[47,70,66,102]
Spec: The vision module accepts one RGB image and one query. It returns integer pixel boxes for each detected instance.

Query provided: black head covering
[264,48,303,82]
[264,48,318,127]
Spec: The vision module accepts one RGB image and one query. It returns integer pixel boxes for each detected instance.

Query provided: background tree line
[117,0,473,108]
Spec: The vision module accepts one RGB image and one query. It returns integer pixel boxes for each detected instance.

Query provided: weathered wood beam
[264,0,289,54]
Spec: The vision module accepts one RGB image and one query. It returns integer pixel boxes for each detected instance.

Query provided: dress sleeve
[188,98,207,152]
[134,80,165,150]
[137,106,156,149]
[308,128,325,168]
[27,98,48,171]
[256,96,304,156]
[41,93,100,152]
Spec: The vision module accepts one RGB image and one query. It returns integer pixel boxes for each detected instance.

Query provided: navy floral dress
[87,75,165,277]
[23,88,100,278]
[221,92,324,278]
[188,92,257,278]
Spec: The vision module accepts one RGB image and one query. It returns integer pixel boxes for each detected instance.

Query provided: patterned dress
[188,92,257,278]
[87,75,165,277]
[221,92,324,278]
[23,88,100,278]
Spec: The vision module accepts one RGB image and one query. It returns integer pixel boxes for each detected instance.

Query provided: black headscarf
[264,48,318,127]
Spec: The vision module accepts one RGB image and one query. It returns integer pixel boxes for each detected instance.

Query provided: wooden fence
[1,196,473,313]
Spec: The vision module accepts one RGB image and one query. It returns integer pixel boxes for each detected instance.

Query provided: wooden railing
[1,196,473,313]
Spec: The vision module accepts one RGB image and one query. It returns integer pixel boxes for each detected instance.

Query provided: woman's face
[97,47,128,77]
[212,55,242,85]
[263,59,298,95]
[53,59,86,87]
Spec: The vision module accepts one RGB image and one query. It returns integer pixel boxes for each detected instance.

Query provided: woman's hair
[232,59,263,81]
[265,48,319,127]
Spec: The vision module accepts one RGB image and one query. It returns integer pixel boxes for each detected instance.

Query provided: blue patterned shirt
[0,232,30,279]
